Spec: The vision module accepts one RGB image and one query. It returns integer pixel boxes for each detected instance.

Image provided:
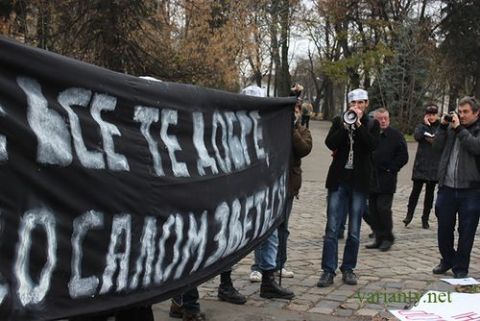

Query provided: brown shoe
[183,312,206,321]
[169,301,183,319]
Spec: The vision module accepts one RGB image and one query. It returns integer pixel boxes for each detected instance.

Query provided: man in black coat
[403,104,441,228]
[366,108,408,252]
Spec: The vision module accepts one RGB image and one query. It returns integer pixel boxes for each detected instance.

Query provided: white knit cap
[347,89,368,103]
[240,85,266,98]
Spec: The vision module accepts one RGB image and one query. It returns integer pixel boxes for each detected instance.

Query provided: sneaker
[316,272,334,287]
[275,268,294,278]
[342,270,358,285]
[217,284,247,304]
[249,270,262,282]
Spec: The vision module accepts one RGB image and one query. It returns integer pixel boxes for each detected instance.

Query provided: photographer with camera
[317,89,380,287]
[432,96,480,279]
[403,104,442,229]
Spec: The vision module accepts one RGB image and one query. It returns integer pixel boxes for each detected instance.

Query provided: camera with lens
[444,111,457,122]
[343,110,358,125]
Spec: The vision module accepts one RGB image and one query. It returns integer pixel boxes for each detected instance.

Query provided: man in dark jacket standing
[432,96,480,278]
[365,108,408,252]
[276,97,313,277]
[317,89,380,287]
[403,104,441,228]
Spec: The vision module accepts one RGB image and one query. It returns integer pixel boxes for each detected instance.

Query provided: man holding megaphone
[317,89,380,287]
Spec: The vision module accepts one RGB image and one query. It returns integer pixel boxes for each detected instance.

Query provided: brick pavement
[156,120,480,321]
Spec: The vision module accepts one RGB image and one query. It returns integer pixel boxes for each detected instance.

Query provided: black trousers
[301,115,310,128]
[407,179,436,218]
[115,306,154,321]
[70,305,153,321]
[369,193,394,242]
[172,287,200,314]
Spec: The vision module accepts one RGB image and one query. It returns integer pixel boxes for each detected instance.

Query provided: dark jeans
[340,201,370,235]
[276,195,294,270]
[322,183,366,273]
[369,193,394,242]
[172,287,200,314]
[407,179,436,217]
[435,186,480,275]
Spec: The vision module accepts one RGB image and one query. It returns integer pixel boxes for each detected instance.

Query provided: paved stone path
[156,120,480,321]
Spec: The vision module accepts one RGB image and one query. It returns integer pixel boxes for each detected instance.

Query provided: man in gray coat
[432,96,480,278]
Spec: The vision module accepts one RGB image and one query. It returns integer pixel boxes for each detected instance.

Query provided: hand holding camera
[442,111,459,128]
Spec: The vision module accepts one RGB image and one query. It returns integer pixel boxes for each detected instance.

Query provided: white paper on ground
[390,291,480,321]
[440,277,480,285]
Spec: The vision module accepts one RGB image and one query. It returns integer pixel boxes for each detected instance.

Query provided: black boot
[402,210,414,227]
[260,270,294,299]
[218,271,246,304]
[218,284,247,304]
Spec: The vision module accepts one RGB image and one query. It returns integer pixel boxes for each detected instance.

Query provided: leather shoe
[342,270,358,285]
[317,272,334,287]
[183,312,206,321]
[365,240,381,249]
[403,213,413,227]
[454,272,468,279]
[432,262,452,274]
[379,240,393,252]
[169,301,184,318]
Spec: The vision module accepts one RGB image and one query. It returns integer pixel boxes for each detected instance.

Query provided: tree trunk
[322,78,335,120]
[277,0,291,97]
[36,0,51,50]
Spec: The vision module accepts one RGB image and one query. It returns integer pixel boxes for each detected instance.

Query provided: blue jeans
[435,186,480,275]
[322,183,366,274]
[276,195,294,270]
[252,230,279,271]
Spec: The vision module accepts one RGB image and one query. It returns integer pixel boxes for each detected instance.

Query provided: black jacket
[325,114,380,193]
[412,121,441,181]
[370,126,409,194]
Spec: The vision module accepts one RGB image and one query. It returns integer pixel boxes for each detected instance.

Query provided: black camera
[444,112,456,122]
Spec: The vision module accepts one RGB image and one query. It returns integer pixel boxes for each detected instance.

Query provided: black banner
[0,37,294,321]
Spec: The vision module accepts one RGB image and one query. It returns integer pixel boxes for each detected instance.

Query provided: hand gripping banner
[0,37,294,321]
